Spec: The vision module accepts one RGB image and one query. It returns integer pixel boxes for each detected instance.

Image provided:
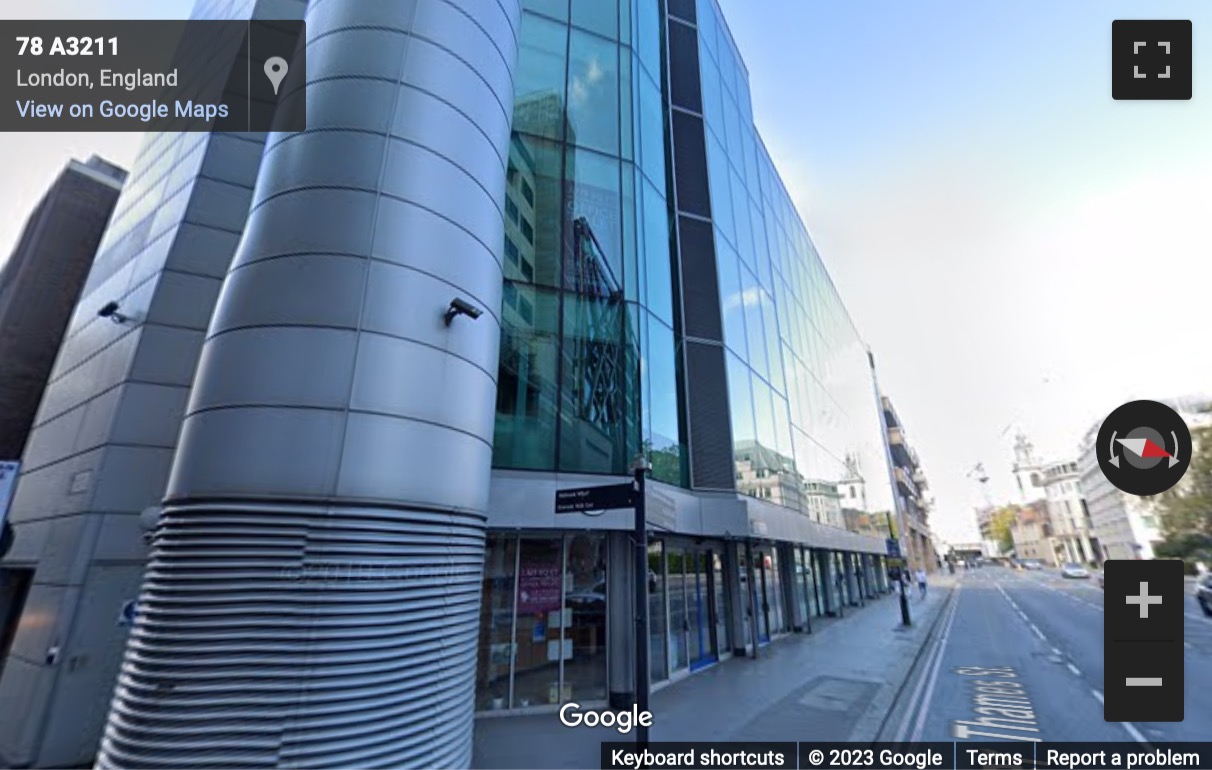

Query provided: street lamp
[886,510,911,626]
[629,454,651,747]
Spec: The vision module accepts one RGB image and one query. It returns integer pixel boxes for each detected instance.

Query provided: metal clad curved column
[97,0,520,766]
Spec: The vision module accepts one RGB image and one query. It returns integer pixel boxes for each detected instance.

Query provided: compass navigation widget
[1096,399,1192,496]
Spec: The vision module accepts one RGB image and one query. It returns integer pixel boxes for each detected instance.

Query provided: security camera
[444,297,483,326]
[97,301,130,324]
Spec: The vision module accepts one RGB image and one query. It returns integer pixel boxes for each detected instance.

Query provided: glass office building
[477,0,897,712]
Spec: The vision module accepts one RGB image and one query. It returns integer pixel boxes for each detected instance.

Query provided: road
[886,566,1212,744]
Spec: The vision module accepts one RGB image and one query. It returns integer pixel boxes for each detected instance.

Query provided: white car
[1061,563,1090,579]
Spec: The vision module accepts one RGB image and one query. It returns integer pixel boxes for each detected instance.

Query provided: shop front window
[513,538,564,707]
[476,535,518,710]
[793,547,809,629]
[648,541,668,682]
[712,551,730,653]
[563,533,608,702]
[667,548,688,672]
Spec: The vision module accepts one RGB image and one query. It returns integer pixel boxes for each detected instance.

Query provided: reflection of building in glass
[803,480,844,529]
[735,439,804,510]
[560,216,636,472]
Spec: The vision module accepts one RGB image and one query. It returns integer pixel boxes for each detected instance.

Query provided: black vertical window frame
[670,111,710,219]
[667,20,702,114]
[667,0,696,24]
[677,215,722,342]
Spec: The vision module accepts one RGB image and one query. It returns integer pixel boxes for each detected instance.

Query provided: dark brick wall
[0,167,122,460]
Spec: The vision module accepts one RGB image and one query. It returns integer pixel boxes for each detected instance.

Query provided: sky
[3,1,1211,544]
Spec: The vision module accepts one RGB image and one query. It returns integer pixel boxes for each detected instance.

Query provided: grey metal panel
[371,196,502,302]
[390,87,508,185]
[26,514,103,586]
[253,131,389,206]
[166,406,347,500]
[336,412,493,512]
[349,333,497,440]
[91,446,176,513]
[361,260,502,374]
[163,223,242,278]
[188,327,359,411]
[295,79,401,136]
[0,653,56,762]
[127,325,206,387]
[145,270,223,329]
[209,254,367,331]
[380,139,505,239]
[239,188,378,259]
[303,27,410,81]
[98,0,521,766]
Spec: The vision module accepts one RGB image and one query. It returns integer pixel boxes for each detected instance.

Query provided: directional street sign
[885,538,901,558]
[555,483,634,514]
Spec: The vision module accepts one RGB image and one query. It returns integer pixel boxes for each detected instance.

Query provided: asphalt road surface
[886,566,1212,745]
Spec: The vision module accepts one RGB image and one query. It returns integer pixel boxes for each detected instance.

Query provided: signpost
[555,469,651,747]
[554,483,633,514]
[885,538,901,559]
[0,461,20,558]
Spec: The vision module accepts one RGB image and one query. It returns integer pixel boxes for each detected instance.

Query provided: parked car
[1021,559,1044,571]
[1196,573,1212,617]
[1061,562,1090,579]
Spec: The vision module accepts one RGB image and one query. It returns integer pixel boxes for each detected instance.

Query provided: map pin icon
[264,56,288,95]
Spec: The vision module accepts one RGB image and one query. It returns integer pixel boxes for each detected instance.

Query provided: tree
[1156,421,1212,564]
[989,506,1018,554]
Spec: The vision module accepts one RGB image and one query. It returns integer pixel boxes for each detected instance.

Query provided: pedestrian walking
[915,567,928,599]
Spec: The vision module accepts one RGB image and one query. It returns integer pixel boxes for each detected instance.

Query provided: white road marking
[1030,624,1046,640]
[1067,663,1081,676]
[1091,690,1150,745]
[910,589,960,742]
[894,586,960,742]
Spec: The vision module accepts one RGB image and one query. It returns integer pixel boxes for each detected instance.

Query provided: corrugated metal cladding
[685,340,736,489]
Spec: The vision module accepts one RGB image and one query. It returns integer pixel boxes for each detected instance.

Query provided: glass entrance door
[754,548,771,644]
[687,551,718,670]
[669,545,718,672]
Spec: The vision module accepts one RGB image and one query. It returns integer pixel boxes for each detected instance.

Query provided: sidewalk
[473,574,957,769]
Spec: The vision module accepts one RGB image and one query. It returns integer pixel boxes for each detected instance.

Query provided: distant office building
[882,396,936,570]
[1040,459,1099,566]
[1078,425,1162,561]
[0,156,125,462]
[2,0,904,765]
[1009,502,1055,565]
[1077,396,1212,564]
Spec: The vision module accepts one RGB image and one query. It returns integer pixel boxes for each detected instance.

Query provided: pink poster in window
[517,562,562,614]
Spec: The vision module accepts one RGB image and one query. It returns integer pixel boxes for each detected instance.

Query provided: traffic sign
[555,483,634,513]
[886,557,906,567]
[885,538,901,558]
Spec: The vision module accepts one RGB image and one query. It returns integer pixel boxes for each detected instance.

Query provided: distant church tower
[1011,432,1043,503]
